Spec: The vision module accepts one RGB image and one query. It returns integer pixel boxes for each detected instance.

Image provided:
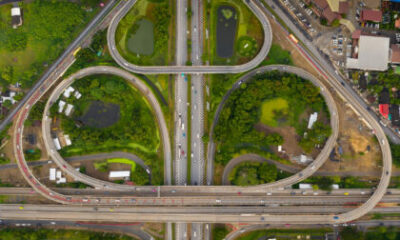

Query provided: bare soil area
[254,123,304,158]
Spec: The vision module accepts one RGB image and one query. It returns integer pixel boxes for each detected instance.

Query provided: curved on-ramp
[107,0,272,74]
[41,66,171,190]
[207,65,340,190]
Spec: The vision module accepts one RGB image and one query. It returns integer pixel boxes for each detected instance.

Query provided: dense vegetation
[229,162,277,186]
[237,228,331,240]
[390,142,400,167]
[0,228,133,240]
[0,1,101,89]
[214,71,330,166]
[340,226,400,240]
[116,0,172,65]
[295,176,375,190]
[53,75,163,184]
[212,226,229,240]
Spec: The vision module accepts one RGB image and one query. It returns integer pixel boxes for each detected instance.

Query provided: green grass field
[260,97,289,127]
[107,158,137,172]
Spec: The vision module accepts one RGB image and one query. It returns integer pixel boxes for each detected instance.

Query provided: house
[53,138,61,150]
[64,104,74,116]
[58,100,66,113]
[49,168,56,181]
[379,104,389,119]
[346,35,390,71]
[0,90,17,104]
[63,86,75,98]
[64,135,72,146]
[11,6,22,29]
[311,0,348,24]
[74,91,82,99]
[109,171,131,179]
[360,9,382,22]
[391,44,400,64]
[307,112,318,129]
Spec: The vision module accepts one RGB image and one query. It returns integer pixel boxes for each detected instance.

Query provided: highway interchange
[0,0,397,238]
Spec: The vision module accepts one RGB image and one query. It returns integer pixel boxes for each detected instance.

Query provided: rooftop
[361,9,382,22]
[346,35,390,71]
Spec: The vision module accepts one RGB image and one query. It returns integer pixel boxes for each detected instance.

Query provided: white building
[64,104,74,116]
[11,7,22,29]
[1,91,17,104]
[74,91,82,99]
[64,135,72,146]
[63,86,75,98]
[109,171,131,179]
[346,35,390,71]
[307,112,318,129]
[299,183,313,189]
[58,100,66,113]
[53,138,61,150]
[49,168,56,181]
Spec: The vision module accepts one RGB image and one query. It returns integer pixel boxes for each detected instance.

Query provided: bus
[289,34,299,44]
[73,47,81,57]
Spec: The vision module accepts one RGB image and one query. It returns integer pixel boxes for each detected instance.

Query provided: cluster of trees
[236,36,258,58]
[25,101,45,126]
[390,142,400,167]
[24,148,41,161]
[341,226,400,240]
[229,162,278,186]
[214,71,329,165]
[152,3,171,53]
[130,165,150,185]
[0,228,133,240]
[299,121,332,153]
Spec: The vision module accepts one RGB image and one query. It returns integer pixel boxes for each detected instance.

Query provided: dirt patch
[254,123,304,158]
[213,163,225,185]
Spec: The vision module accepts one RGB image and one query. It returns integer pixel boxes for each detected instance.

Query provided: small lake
[76,101,120,128]
[216,5,238,58]
[126,18,154,55]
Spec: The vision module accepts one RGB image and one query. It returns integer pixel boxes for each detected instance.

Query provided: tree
[340,227,363,240]
[258,162,277,183]
[266,133,284,145]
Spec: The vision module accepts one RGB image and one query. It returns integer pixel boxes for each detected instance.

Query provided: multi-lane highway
[107,0,272,74]
[174,0,189,238]
[190,0,206,238]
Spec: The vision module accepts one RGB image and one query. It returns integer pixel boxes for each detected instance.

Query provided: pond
[216,5,238,58]
[76,101,120,128]
[126,18,154,55]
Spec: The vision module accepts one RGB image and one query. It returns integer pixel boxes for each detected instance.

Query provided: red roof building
[391,44,400,64]
[379,104,389,119]
[361,9,382,22]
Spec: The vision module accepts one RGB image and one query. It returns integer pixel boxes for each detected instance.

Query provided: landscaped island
[115,0,173,66]
[214,71,331,185]
[51,74,163,185]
